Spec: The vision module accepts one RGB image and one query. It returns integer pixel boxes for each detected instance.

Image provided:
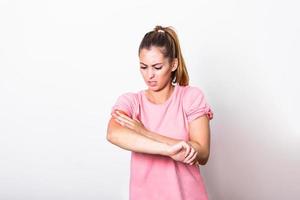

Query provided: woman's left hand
[112,110,147,134]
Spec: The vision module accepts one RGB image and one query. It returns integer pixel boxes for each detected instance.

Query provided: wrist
[159,142,171,156]
[140,128,148,136]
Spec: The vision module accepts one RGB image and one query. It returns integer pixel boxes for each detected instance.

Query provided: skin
[139,46,177,104]
[108,46,210,165]
[112,110,197,164]
[108,109,197,164]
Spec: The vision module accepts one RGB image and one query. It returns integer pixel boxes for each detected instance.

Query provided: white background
[0,0,299,199]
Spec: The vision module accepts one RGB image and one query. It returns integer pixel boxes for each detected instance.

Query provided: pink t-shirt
[111,84,214,200]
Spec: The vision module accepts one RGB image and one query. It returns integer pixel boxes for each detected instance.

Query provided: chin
[148,86,158,91]
[150,86,165,93]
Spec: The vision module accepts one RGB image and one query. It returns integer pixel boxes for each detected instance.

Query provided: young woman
[107,25,214,200]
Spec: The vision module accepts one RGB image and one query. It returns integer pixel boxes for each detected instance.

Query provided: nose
[148,69,155,79]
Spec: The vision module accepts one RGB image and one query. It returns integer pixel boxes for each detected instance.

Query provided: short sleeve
[183,86,214,122]
[111,92,138,118]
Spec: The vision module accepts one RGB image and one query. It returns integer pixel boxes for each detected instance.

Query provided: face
[139,46,177,91]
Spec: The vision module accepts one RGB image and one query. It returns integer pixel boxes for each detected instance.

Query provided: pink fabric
[111,84,214,200]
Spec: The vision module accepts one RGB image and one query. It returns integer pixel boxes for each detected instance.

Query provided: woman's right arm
[107,115,174,156]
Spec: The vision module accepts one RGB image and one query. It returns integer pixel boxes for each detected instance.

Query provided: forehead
[139,46,167,63]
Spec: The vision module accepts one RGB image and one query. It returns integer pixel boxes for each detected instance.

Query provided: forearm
[142,130,209,165]
[141,129,210,162]
[141,130,182,145]
[107,127,170,156]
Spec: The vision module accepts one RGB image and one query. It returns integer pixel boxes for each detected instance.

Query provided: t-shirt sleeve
[111,92,137,118]
[183,86,214,123]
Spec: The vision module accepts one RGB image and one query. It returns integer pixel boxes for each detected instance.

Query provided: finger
[114,114,135,127]
[116,111,134,122]
[186,151,198,164]
[133,118,141,124]
[187,151,198,163]
[182,142,191,158]
[192,160,199,166]
[114,118,125,127]
[187,154,197,164]
[114,111,142,127]
[115,112,143,129]
[121,116,136,127]
[184,147,195,162]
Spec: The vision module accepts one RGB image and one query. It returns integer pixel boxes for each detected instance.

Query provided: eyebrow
[140,62,163,67]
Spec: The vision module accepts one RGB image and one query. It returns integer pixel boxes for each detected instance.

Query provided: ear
[171,58,178,72]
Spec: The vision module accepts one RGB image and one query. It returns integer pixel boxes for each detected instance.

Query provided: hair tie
[157,29,165,33]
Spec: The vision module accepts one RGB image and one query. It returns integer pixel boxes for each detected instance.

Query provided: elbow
[106,120,117,143]
[106,132,113,143]
[199,158,209,166]
[106,118,122,144]
[106,129,117,144]
[198,152,210,166]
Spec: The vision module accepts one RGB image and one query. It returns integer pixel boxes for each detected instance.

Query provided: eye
[140,66,147,69]
[155,66,163,70]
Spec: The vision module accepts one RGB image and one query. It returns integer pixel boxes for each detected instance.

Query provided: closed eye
[140,65,163,70]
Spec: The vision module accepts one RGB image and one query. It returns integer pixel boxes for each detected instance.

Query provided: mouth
[147,81,157,86]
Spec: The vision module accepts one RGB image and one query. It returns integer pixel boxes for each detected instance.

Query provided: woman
[107,25,214,200]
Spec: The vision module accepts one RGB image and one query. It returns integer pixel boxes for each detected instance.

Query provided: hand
[167,141,199,165]
[112,110,147,135]
[169,147,186,162]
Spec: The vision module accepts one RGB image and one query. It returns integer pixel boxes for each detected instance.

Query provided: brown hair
[138,25,189,86]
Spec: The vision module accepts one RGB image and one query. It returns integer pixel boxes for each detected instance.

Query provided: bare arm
[109,110,198,164]
[106,116,170,155]
[139,116,211,165]
[187,115,211,165]
[141,129,181,145]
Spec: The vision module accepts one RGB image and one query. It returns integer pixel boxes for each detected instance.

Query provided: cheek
[159,69,171,79]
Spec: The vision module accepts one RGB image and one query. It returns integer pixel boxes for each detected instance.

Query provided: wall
[0,0,299,199]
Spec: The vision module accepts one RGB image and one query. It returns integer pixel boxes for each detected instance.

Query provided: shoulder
[115,91,140,106]
[180,85,208,111]
[117,91,138,100]
[178,85,213,121]
[112,91,140,118]
[181,85,213,120]
[181,85,205,100]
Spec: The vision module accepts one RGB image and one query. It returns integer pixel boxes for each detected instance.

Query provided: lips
[148,81,157,86]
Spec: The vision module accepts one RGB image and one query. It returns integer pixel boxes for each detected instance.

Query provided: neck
[146,83,175,104]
